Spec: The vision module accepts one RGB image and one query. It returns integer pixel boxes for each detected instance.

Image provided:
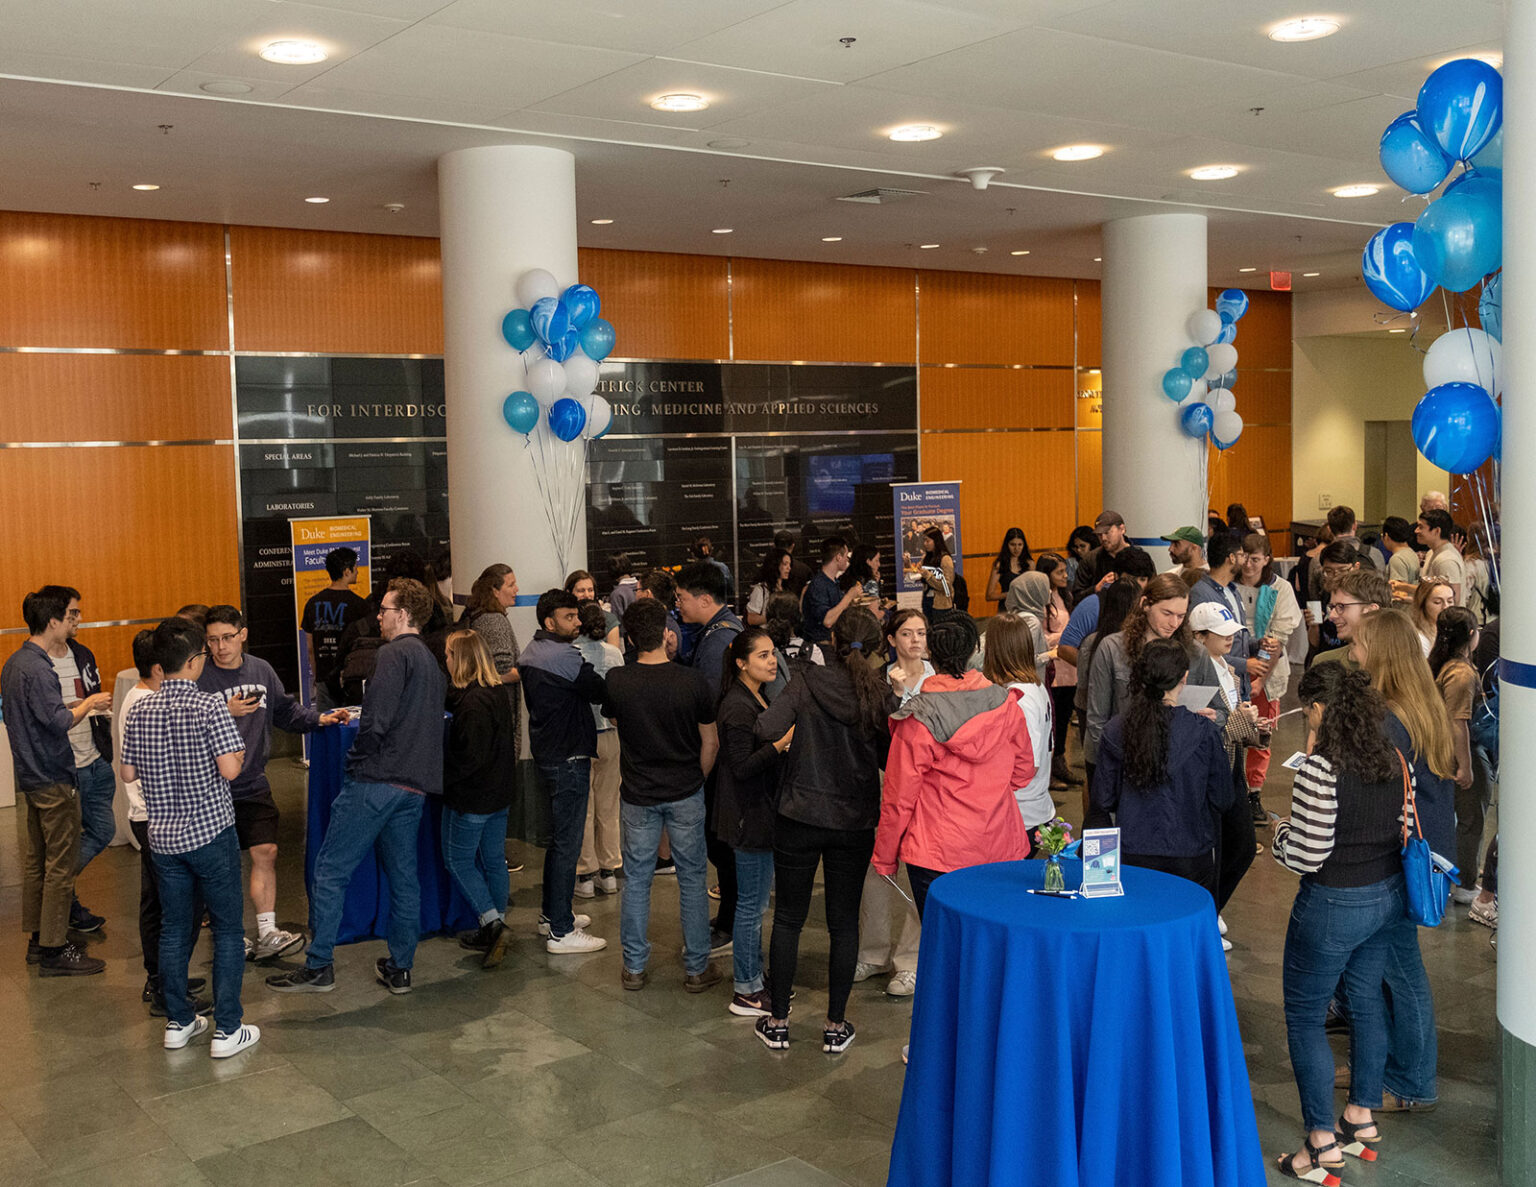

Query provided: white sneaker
[853,961,890,983]
[1217,914,1228,937]
[1450,884,1479,906]
[886,970,917,997]
[1469,896,1499,928]
[163,1015,210,1050]
[253,928,306,961]
[537,913,591,937]
[545,928,607,955]
[573,878,597,900]
[1221,937,1233,952]
[210,1024,261,1059]
[901,1043,910,1065]
[598,872,619,894]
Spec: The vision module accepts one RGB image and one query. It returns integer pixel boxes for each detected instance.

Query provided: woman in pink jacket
[873,614,1036,918]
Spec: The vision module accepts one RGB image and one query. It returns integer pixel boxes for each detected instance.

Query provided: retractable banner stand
[892,482,962,610]
[289,515,372,714]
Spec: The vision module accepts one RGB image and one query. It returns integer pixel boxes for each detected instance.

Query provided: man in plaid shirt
[121,617,259,1059]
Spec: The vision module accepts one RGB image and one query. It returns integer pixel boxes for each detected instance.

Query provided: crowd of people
[0,495,1499,1170]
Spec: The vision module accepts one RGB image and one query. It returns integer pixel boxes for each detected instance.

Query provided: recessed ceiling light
[304,196,329,204]
[1389,328,1406,333]
[132,184,160,191]
[590,218,614,225]
[889,124,942,142]
[1331,184,1379,198]
[1268,17,1340,42]
[1052,145,1104,161]
[1239,267,1258,272]
[1189,165,1240,181]
[1010,250,1030,256]
[919,244,941,249]
[712,227,733,234]
[199,80,253,95]
[1093,257,1102,262]
[821,236,843,242]
[651,93,708,112]
[259,39,328,65]
[1303,271,1321,277]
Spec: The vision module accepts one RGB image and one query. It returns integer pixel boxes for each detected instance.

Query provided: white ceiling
[0,0,1504,288]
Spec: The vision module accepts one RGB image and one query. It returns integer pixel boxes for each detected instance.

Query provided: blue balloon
[546,326,580,363]
[1162,368,1193,402]
[1215,320,1237,345]
[529,296,570,347]
[1210,369,1237,391]
[562,284,601,330]
[1442,166,1500,200]
[1413,185,1502,293]
[1180,402,1214,440]
[1379,110,1454,194]
[1180,347,1209,379]
[1412,382,1500,473]
[1472,125,1503,172]
[1417,58,1502,163]
[548,397,587,442]
[501,308,537,352]
[1215,289,1250,322]
[1361,223,1434,311]
[501,390,539,435]
[1479,272,1502,342]
[580,318,615,362]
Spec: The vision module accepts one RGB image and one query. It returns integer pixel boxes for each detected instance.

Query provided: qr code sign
[1084,838,1100,857]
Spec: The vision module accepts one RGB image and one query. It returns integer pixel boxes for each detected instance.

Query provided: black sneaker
[655,859,676,876]
[1248,791,1267,825]
[481,920,512,970]
[266,964,335,993]
[26,938,41,965]
[149,992,214,1019]
[38,942,105,977]
[755,1016,789,1050]
[1325,1000,1349,1035]
[709,928,733,955]
[68,903,105,934]
[142,976,205,1001]
[458,924,495,952]
[376,957,412,995]
[822,1020,856,1054]
[729,992,771,1018]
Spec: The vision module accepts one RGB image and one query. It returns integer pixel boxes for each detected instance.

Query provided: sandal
[1337,1115,1380,1162]
[1276,1136,1344,1185]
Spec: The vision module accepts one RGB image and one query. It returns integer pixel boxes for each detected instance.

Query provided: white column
[1499,5,1536,1179]
[439,145,581,632]
[1101,213,1209,569]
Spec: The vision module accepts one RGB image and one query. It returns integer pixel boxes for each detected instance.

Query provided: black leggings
[1123,851,1217,898]
[1050,686,1075,761]
[907,863,944,921]
[1215,760,1255,911]
[767,815,874,1023]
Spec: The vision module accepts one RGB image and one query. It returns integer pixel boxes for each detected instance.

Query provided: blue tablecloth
[888,861,1264,1187]
[304,721,477,944]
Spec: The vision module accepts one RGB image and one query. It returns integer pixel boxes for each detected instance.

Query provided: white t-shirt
[116,683,154,822]
[747,583,770,618]
[49,650,98,768]
[1008,682,1055,829]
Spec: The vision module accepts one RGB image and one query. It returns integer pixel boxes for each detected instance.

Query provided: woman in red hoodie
[873,614,1036,918]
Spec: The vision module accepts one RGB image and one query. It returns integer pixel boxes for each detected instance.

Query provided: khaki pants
[580,729,622,875]
[857,863,921,975]
[22,782,82,947]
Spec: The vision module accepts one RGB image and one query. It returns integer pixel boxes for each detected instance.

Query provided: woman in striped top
[1271,662,1411,1183]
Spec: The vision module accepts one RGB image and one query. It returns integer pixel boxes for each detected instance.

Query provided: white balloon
[1204,343,1238,377]
[516,268,561,308]
[1212,408,1244,447]
[1212,388,1237,414]
[526,358,566,405]
[1423,327,1502,396]
[1188,309,1223,346]
[586,395,613,438]
[563,353,599,399]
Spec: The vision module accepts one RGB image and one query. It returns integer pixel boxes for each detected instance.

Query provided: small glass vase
[1042,854,1066,894]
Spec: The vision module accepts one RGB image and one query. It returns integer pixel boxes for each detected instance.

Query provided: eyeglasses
[379,603,402,615]
[1328,600,1364,615]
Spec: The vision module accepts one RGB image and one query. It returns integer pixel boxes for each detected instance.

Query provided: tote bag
[1399,753,1457,928]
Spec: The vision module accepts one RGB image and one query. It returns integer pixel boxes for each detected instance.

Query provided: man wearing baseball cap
[1070,510,1150,606]
[1161,527,1206,573]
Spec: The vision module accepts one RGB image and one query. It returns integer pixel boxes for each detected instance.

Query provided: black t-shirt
[602,661,716,805]
[301,589,370,691]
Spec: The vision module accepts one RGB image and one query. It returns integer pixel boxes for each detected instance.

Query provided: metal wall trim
[919,362,1075,371]
[0,616,162,636]
[601,429,920,441]
[226,228,246,610]
[235,350,443,360]
[238,436,447,446]
[0,439,234,448]
[0,346,228,356]
[920,426,1074,435]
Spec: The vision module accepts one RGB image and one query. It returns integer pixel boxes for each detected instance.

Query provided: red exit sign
[1270,271,1292,291]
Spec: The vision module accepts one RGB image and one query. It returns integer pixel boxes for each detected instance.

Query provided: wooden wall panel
[1213,287,1292,370]
[733,259,915,363]
[1077,431,1103,525]
[922,430,1078,562]
[577,248,729,360]
[919,366,1073,430]
[1075,281,1102,369]
[0,213,227,349]
[1235,368,1291,427]
[0,624,147,690]
[0,354,231,442]
[920,272,1074,365]
[231,226,442,355]
[1207,424,1293,541]
[0,446,240,631]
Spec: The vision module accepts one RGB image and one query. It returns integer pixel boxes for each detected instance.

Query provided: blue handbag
[1399,754,1457,928]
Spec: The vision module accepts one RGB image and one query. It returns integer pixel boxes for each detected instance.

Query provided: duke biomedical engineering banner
[289,515,371,706]
[892,482,962,609]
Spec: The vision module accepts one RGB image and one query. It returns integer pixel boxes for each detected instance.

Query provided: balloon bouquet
[499,269,617,574]
[1365,56,1503,587]
[1161,288,1249,453]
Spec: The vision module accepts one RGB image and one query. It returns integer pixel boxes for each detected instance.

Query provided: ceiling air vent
[836,187,928,204]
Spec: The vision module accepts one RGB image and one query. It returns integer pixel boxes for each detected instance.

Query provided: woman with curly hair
[1088,638,1234,896]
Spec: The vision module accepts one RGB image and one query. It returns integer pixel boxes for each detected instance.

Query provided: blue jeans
[1381,915,1439,1104]
[442,807,510,923]
[306,779,424,970]
[1282,874,1406,1132]
[539,759,591,938]
[75,757,116,871]
[619,789,711,975]
[156,827,244,1033]
[732,848,774,994]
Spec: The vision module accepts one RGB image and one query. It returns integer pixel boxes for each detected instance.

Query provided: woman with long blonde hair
[441,629,519,969]
[1408,581,1455,658]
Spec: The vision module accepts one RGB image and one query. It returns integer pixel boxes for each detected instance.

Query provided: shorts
[233,791,281,850]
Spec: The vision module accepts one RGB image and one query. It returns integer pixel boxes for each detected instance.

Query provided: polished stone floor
[0,712,1498,1185]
